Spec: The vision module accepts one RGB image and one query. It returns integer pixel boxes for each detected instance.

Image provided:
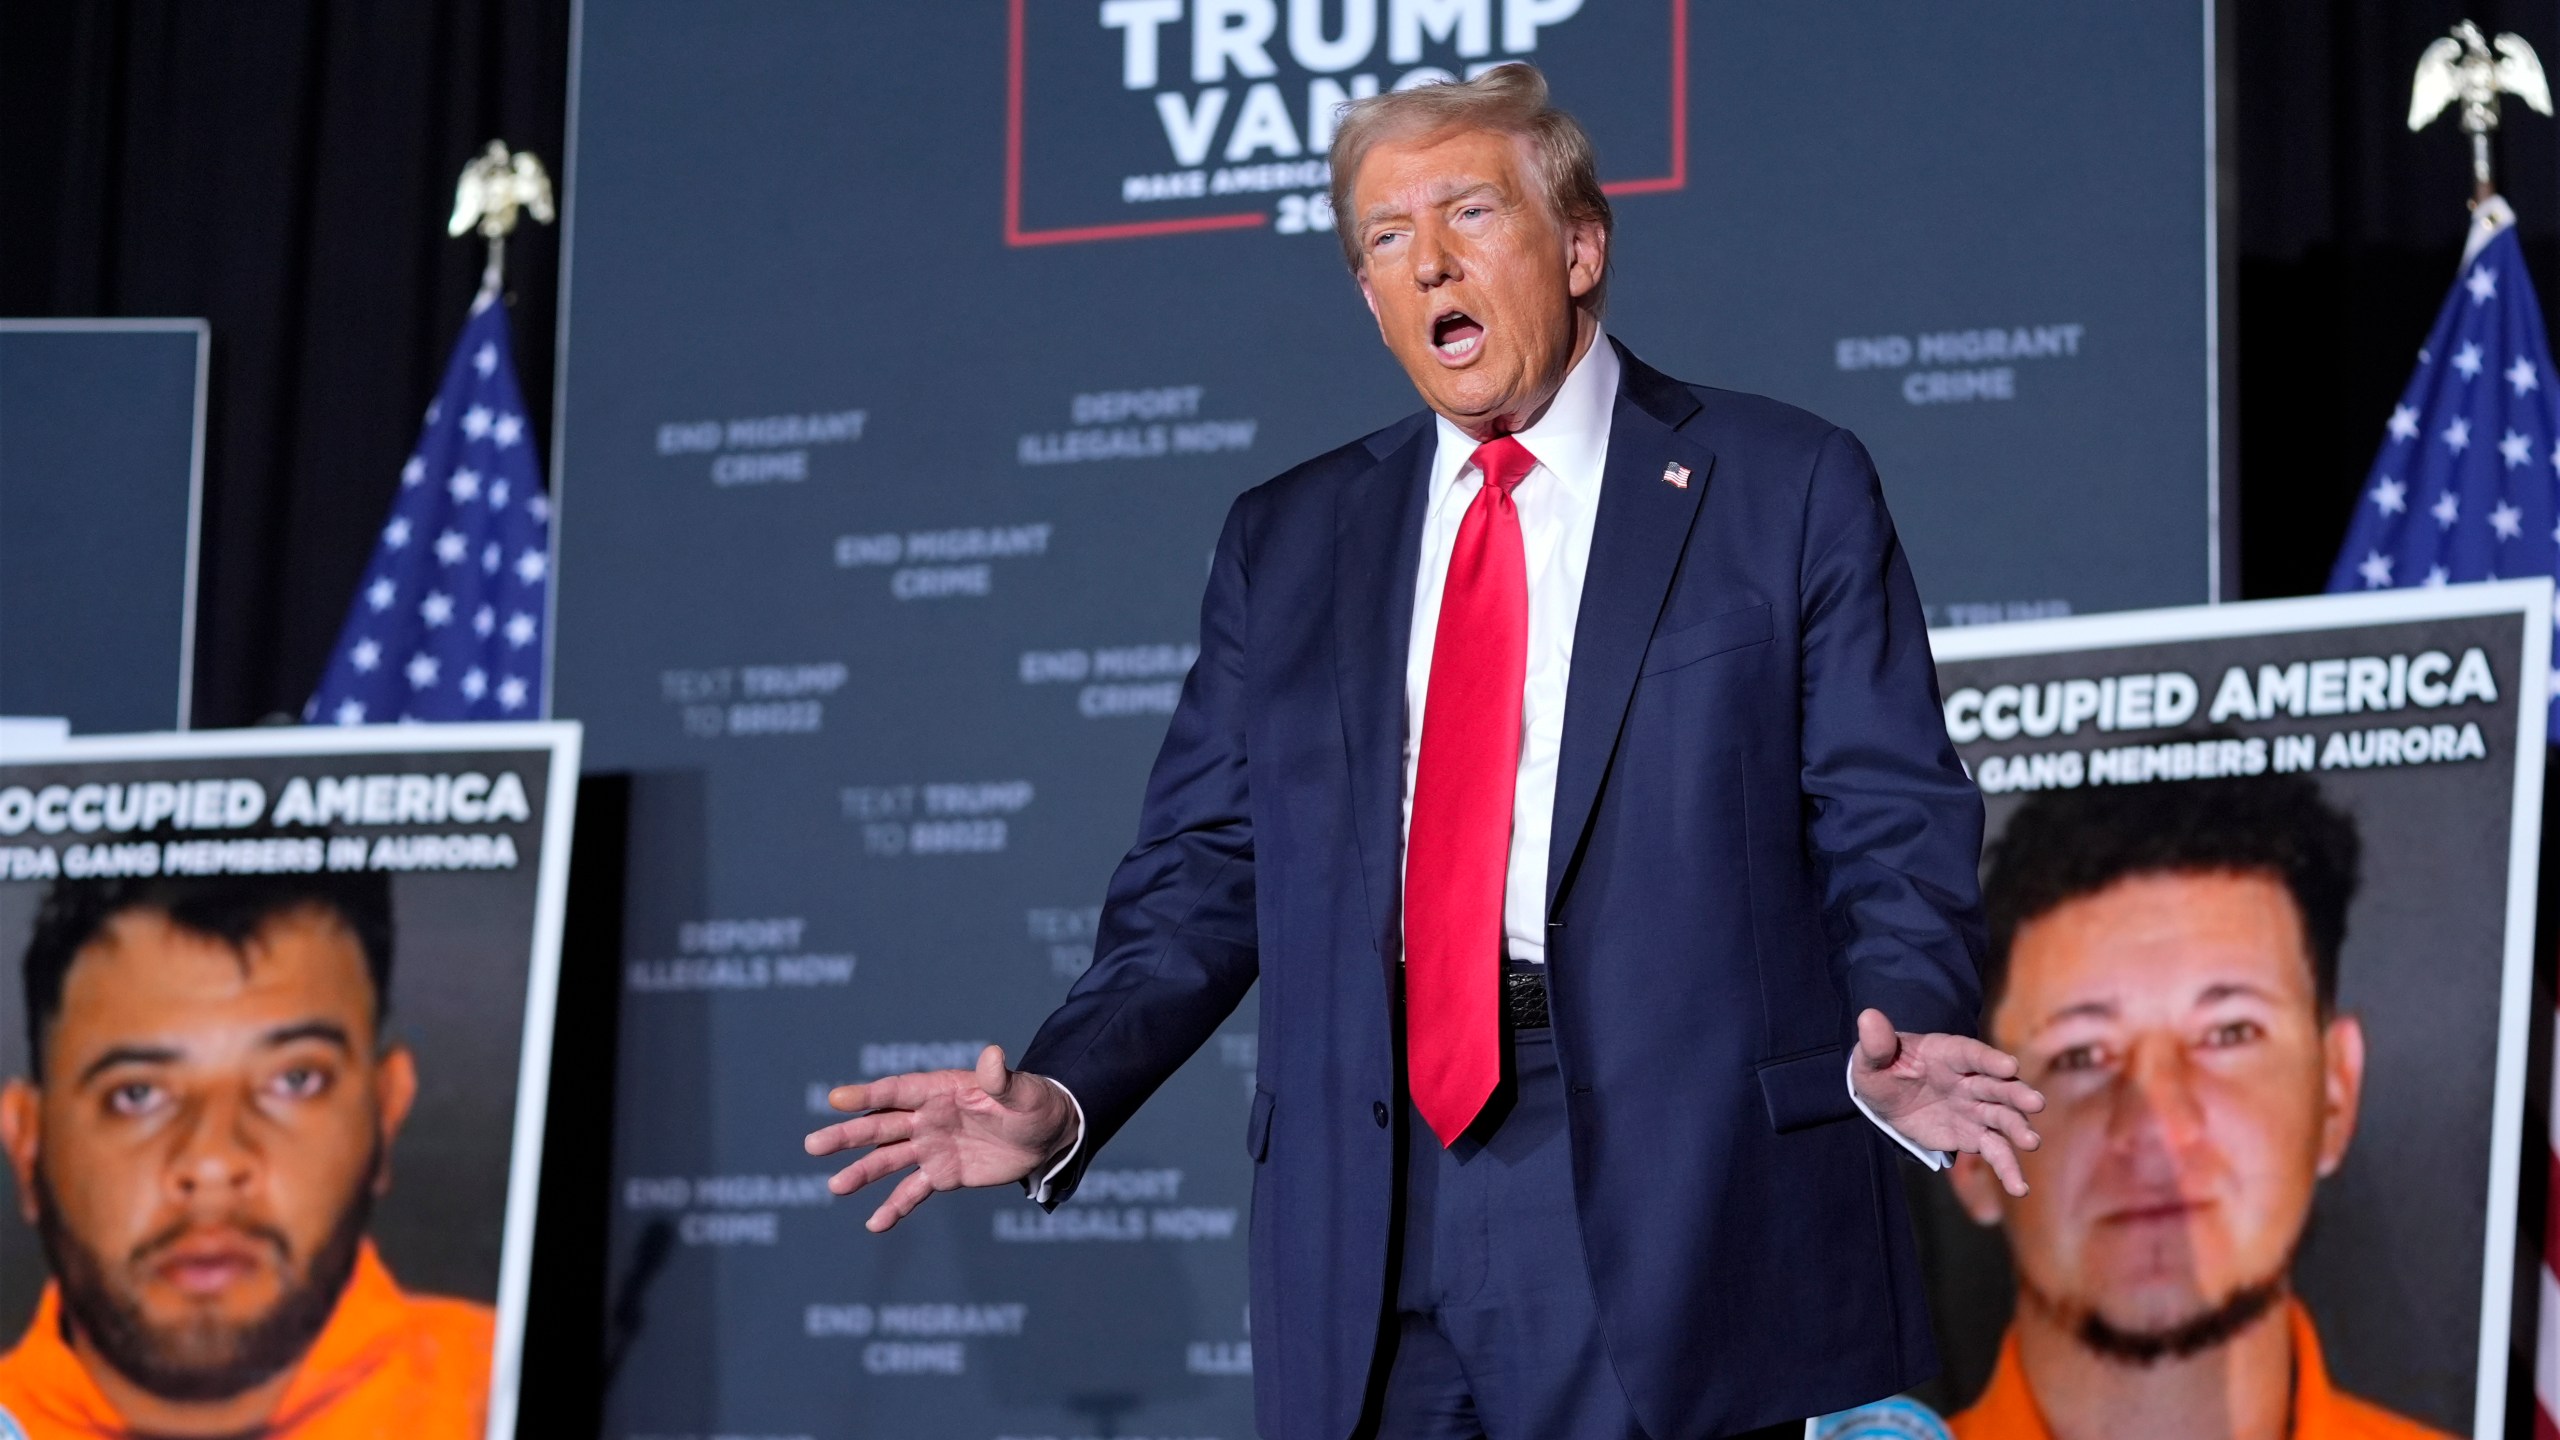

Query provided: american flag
[305,288,550,725]
[2328,198,2560,698]
[2326,197,2560,1439]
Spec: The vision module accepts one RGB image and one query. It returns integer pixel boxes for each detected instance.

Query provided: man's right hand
[803,1044,1078,1232]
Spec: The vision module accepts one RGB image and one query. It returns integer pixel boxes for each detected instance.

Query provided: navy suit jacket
[1019,341,1987,1440]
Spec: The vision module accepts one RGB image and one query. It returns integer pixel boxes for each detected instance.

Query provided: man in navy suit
[808,64,2044,1440]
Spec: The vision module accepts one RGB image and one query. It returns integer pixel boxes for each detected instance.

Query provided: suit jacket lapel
[1334,417,1433,960]
[1546,343,1713,914]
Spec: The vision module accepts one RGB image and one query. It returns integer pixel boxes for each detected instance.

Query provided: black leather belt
[1503,964,1550,1030]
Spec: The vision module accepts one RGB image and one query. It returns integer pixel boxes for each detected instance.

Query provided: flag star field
[306,291,550,725]
[2329,215,2560,712]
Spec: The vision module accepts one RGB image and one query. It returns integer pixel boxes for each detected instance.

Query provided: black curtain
[2236,0,2560,598]
[0,0,569,730]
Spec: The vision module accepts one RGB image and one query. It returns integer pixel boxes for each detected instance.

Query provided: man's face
[0,906,415,1401]
[1349,124,1606,437]
[1951,871,2363,1346]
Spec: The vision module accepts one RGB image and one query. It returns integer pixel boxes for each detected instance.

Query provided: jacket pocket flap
[1640,602,1773,676]
[1245,1086,1275,1161]
[1757,1045,1855,1133]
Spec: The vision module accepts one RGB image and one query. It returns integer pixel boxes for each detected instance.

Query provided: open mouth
[1430,309,1484,362]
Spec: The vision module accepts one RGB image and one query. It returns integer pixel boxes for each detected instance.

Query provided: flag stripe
[2539,1235,2560,1437]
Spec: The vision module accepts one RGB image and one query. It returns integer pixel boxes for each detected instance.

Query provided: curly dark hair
[1981,774,2360,1014]
[20,869,394,1077]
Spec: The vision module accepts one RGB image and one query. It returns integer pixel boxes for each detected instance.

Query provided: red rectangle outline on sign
[1005,0,1688,247]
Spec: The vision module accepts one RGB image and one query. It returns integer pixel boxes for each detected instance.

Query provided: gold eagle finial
[2410,21,2552,198]
[447,141,557,297]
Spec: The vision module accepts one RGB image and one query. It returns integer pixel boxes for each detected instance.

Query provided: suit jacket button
[1372,1101,1390,1128]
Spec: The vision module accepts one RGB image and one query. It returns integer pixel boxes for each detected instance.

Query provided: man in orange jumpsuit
[0,870,492,1438]
[1947,777,2450,1440]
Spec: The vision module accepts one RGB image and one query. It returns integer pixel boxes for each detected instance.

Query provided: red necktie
[1405,435,1535,1146]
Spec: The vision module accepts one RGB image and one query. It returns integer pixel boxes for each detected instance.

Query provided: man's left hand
[1850,1008,2044,1196]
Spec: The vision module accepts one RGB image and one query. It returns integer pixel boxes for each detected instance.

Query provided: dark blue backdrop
[0,322,203,735]
[548,4,2220,1434]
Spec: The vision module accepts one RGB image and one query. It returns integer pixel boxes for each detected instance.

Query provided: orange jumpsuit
[0,1241,491,1439]
[1950,1299,2454,1440]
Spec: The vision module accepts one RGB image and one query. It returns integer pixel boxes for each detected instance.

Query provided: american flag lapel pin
[1661,461,1690,489]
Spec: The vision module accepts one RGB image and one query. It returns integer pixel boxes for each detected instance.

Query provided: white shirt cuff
[1847,1056,1948,1170]
[1023,1076,1086,1205]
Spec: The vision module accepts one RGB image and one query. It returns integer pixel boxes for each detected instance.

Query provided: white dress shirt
[1402,329,1619,966]
[1031,333,1940,1201]
[1401,334,1940,1168]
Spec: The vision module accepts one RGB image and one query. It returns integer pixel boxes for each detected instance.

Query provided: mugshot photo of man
[0,870,493,1439]
[1945,774,2448,1440]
